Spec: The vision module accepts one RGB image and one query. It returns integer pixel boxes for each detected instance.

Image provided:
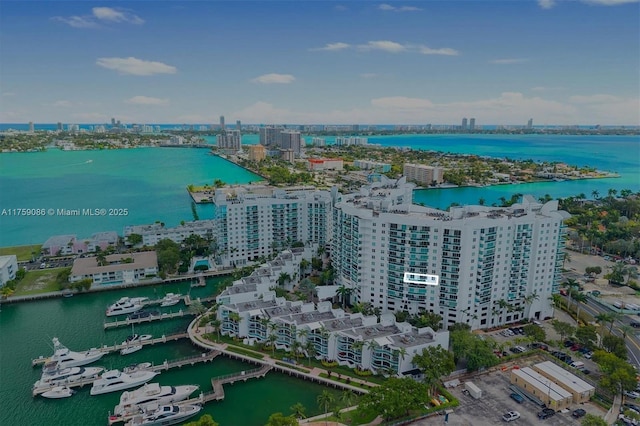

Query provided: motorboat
[34,365,104,389]
[106,297,148,317]
[114,383,199,415]
[120,334,153,355]
[124,404,202,426]
[46,337,104,368]
[123,363,152,374]
[127,310,160,321]
[40,386,75,399]
[90,369,159,396]
[160,293,182,307]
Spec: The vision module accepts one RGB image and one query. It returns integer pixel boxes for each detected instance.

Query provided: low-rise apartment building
[0,255,18,287]
[69,251,158,285]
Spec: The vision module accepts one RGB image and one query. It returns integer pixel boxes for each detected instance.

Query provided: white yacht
[46,337,104,368]
[123,363,152,374]
[114,383,199,415]
[125,404,202,426]
[40,386,75,399]
[90,369,159,396]
[120,334,153,356]
[34,365,104,392]
[106,297,148,317]
[160,293,182,307]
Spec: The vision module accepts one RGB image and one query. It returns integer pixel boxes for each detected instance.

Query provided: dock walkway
[33,351,220,396]
[104,310,193,329]
[32,333,189,367]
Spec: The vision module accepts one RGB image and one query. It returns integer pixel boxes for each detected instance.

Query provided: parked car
[537,408,556,419]
[584,351,594,359]
[572,408,587,418]
[631,321,640,328]
[502,411,521,422]
[624,391,640,399]
[510,393,525,403]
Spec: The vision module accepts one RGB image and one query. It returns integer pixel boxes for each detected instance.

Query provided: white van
[571,361,585,369]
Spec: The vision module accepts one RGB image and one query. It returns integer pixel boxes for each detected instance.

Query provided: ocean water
[1,134,638,247]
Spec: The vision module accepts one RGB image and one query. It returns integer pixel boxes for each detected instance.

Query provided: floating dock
[107,364,271,425]
[32,333,189,367]
[104,310,193,329]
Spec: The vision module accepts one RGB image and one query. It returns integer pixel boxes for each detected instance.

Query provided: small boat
[124,404,202,426]
[62,289,74,298]
[160,293,182,307]
[41,386,75,399]
[106,297,148,317]
[120,334,152,356]
[90,369,159,396]
[114,383,199,415]
[46,337,104,368]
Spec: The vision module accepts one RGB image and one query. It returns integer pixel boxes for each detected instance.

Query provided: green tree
[574,325,597,348]
[336,285,352,309]
[412,346,455,394]
[523,324,546,342]
[551,320,575,342]
[126,233,143,246]
[289,402,306,419]
[592,350,638,394]
[317,390,335,425]
[184,414,219,426]
[580,414,608,426]
[265,412,298,426]
[358,378,430,421]
[602,334,628,359]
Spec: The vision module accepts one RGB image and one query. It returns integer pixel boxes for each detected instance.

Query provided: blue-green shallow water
[1,135,638,246]
[0,279,340,426]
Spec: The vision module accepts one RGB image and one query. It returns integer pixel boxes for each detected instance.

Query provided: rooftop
[71,251,157,276]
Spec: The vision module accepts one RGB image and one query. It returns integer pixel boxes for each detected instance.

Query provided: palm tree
[595,312,615,334]
[210,319,222,341]
[339,390,355,410]
[572,292,588,320]
[267,333,278,355]
[317,390,335,425]
[562,278,580,308]
[299,258,310,277]
[290,402,306,420]
[620,324,635,340]
[591,189,600,200]
[336,285,352,309]
[304,341,317,366]
[277,272,291,287]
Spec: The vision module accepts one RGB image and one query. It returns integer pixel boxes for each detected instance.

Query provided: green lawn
[0,244,41,262]
[13,269,62,296]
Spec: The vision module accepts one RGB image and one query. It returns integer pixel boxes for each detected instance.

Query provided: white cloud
[96,57,177,76]
[312,42,350,51]
[531,86,565,92]
[334,5,348,11]
[378,3,423,11]
[52,15,98,28]
[53,100,72,107]
[71,112,108,121]
[490,58,529,64]
[360,73,378,79]
[419,46,459,56]
[372,96,435,109]
[358,40,407,53]
[125,96,169,106]
[92,7,144,24]
[582,0,639,5]
[175,114,209,123]
[569,94,623,104]
[250,73,295,84]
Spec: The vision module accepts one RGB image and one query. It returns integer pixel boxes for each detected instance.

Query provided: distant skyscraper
[111,118,116,127]
[279,130,302,156]
[220,115,225,130]
[469,118,476,131]
[217,129,241,151]
[461,117,468,130]
[28,122,34,132]
[527,118,533,129]
[57,122,63,131]
[236,120,241,131]
[259,126,282,146]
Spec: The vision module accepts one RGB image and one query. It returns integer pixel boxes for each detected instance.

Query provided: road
[566,294,640,369]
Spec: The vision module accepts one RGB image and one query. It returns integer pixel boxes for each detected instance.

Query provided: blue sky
[1,1,638,125]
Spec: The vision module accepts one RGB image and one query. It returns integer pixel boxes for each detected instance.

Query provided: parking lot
[412,368,606,426]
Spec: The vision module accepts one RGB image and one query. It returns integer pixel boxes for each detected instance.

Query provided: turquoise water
[0,148,260,246]
[1,135,638,246]
[0,279,341,426]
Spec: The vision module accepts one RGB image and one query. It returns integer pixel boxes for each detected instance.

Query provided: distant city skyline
[1,1,639,125]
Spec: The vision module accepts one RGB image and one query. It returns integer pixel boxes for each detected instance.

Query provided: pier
[33,352,221,397]
[103,310,193,329]
[107,364,271,425]
[32,333,189,367]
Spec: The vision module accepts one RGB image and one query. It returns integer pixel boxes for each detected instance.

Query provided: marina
[33,351,222,396]
[104,311,194,330]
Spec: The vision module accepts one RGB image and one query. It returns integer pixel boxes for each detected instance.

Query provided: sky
[1,0,639,126]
